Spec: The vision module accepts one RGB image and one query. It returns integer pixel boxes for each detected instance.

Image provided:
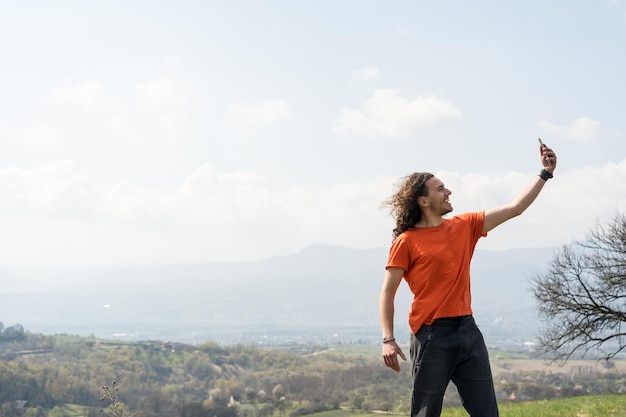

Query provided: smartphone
[538,138,552,166]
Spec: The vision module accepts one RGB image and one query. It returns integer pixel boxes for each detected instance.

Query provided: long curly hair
[383,172,434,240]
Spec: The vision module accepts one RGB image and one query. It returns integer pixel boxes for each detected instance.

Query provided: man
[379,143,557,417]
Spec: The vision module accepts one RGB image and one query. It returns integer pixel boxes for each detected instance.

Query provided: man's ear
[418,196,428,208]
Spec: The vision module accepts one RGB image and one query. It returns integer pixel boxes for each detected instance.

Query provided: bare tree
[532,213,626,362]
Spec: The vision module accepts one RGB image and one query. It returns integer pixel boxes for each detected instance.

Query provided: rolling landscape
[2,244,626,416]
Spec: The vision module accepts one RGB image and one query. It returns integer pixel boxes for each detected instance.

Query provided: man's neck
[415,213,443,228]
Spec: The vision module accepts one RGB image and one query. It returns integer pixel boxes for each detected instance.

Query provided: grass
[58,394,626,417]
[441,395,626,417]
[63,404,90,417]
[306,395,626,417]
[309,411,372,417]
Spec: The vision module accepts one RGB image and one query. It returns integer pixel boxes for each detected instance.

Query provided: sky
[1,1,625,271]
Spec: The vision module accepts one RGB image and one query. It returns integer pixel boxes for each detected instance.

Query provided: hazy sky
[1,1,625,269]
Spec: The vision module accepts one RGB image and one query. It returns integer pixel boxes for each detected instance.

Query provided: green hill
[1,324,625,417]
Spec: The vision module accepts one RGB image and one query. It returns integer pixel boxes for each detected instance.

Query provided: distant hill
[0,244,558,347]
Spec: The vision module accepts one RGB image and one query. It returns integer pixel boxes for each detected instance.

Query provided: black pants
[409,316,499,417]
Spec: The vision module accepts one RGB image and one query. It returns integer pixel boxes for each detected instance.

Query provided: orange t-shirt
[386,211,486,334]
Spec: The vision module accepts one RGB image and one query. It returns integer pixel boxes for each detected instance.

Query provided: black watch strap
[539,169,553,181]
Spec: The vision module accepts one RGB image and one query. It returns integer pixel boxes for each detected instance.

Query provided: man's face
[422,177,453,215]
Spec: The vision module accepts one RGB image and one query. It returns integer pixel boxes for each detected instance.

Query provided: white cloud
[112,76,194,142]
[92,163,275,226]
[435,161,626,250]
[52,80,115,108]
[99,179,168,220]
[351,67,380,82]
[229,98,293,125]
[49,77,194,143]
[176,163,219,197]
[537,117,601,143]
[1,157,626,269]
[135,76,192,111]
[281,178,394,248]
[0,160,91,216]
[18,125,62,147]
[333,89,462,138]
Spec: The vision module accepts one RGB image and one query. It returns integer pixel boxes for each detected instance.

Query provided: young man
[379,143,557,417]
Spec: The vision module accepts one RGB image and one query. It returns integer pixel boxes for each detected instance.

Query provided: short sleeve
[458,211,487,240]
[386,234,410,271]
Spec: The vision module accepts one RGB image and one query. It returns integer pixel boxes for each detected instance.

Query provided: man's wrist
[382,338,396,344]
[539,169,553,181]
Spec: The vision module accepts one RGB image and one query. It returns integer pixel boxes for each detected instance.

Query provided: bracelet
[539,169,553,181]
[382,338,395,344]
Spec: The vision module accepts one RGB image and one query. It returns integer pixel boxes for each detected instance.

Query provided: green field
[58,394,626,417]
[304,395,626,417]
[447,395,626,416]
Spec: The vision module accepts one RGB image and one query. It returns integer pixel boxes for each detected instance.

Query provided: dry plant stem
[100,380,124,417]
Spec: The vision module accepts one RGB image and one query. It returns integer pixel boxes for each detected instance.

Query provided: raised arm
[483,144,557,234]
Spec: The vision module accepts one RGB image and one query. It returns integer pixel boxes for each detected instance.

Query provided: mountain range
[0,244,559,348]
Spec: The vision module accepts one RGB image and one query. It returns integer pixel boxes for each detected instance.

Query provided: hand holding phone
[538,138,552,167]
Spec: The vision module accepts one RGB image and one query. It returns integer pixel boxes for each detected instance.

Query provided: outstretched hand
[382,341,407,372]
[539,142,557,173]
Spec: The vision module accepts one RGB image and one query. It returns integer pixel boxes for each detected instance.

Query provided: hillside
[1,329,625,417]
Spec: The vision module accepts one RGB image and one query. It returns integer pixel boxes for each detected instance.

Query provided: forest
[1,322,625,417]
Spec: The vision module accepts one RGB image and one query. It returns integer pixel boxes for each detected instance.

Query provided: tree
[2,324,25,341]
[532,213,626,362]
[351,394,364,411]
